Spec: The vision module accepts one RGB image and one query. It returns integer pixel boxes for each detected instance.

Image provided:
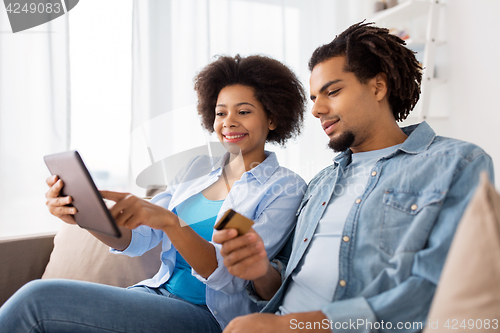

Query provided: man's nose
[311,99,328,118]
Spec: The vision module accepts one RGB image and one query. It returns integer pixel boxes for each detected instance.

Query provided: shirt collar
[248,151,280,185]
[333,121,436,165]
[210,150,280,185]
[399,121,436,154]
[333,149,352,168]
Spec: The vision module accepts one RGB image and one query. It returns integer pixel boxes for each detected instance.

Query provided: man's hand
[214,228,282,299]
[214,228,269,281]
[45,175,77,225]
[100,190,182,231]
[224,312,331,333]
[223,313,289,333]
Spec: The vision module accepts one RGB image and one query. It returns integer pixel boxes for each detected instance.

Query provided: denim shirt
[261,122,494,333]
[112,151,306,330]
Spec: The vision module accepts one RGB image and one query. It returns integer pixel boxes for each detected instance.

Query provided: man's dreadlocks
[308,21,422,121]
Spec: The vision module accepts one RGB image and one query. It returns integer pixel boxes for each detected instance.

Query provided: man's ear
[373,72,388,102]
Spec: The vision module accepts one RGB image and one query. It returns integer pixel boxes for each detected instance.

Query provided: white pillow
[42,223,161,287]
[424,173,500,332]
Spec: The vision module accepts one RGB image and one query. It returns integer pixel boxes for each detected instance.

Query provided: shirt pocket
[380,188,446,256]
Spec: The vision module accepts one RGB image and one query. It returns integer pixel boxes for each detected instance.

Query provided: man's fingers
[227,252,267,278]
[214,228,258,245]
[220,232,259,256]
[213,229,239,244]
[224,241,264,267]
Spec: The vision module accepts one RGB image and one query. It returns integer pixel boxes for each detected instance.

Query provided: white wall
[400,0,500,187]
[276,0,500,186]
[445,0,500,187]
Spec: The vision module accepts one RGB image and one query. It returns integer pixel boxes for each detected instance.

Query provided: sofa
[0,223,162,306]
[0,232,54,306]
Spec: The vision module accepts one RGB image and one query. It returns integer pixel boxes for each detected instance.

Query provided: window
[69,0,133,192]
[0,0,132,237]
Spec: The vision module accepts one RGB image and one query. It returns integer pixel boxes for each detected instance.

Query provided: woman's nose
[223,112,238,127]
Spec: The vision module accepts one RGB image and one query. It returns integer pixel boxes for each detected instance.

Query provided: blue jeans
[0,279,222,333]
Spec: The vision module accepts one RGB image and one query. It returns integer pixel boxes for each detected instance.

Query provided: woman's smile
[223,132,248,143]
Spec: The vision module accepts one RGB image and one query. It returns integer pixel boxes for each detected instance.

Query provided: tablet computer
[44,151,121,238]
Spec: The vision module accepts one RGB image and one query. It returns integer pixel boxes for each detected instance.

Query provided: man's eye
[328,89,340,96]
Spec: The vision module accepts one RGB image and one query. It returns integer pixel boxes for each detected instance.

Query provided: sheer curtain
[0,13,69,237]
[130,0,373,193]
[0,0,373,236]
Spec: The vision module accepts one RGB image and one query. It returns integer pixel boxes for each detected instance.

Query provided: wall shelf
[371,0,430,23]
[371,0,446,121]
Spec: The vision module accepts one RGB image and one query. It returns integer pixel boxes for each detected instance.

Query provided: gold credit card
[214,209,255,236]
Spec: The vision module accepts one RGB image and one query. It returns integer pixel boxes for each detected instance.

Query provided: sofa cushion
[42,223,161,287]
[424,173,500,332]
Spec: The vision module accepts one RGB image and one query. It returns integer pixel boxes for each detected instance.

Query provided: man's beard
[327,130,355,152]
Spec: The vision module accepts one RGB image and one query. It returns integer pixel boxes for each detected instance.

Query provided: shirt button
[371,171,377,176]
[213,310,218,315]
[343,236,350,242]
[339,280,347,287]
[322,201,326,206]
[355,199,361,204]
[304,238,308,242]
[411,204,418,211]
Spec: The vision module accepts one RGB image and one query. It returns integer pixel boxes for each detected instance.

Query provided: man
[214,22,494,333]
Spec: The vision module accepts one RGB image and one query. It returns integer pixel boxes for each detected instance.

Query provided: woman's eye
[215,112,225,116]
[239,110,250,115]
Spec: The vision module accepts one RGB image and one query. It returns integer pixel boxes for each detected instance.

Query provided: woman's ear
[269,118,277,131]
[374,72,388,102]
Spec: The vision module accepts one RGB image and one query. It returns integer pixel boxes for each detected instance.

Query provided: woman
[0,55,307,332]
